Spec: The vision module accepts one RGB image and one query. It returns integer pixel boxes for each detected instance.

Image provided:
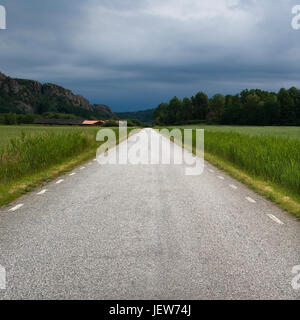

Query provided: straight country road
[0,129,299,299]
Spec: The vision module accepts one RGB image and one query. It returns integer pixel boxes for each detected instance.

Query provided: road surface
[0,129,299,299]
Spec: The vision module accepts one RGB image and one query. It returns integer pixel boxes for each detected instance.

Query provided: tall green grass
[1,132,90,183]
[0,126,136,206]
[0,125,101,148]
[0,128,120,184]
[170,125,300,139]
[184,129,300,197]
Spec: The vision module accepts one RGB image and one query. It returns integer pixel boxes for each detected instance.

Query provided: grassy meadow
[172,125,300,139]
[0,125,102,148]
[0,125,123,206]
[2,124,300,217]
[163,125,300,218]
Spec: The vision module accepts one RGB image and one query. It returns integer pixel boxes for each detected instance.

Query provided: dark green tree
[278,88,296,125]
[4,113,17,125]
[191,92,209,120]
[168,96,183,124]
[181,97,193,121]
[154,102,169,125]
[208,94,225,122]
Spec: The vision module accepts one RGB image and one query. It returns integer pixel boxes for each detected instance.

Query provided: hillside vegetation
[0,72,114,120]
[116,109,154,123]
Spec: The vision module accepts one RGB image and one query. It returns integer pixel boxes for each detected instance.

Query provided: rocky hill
[0,72,114,119]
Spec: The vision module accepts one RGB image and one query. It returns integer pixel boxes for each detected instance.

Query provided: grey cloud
[0,0,299,111]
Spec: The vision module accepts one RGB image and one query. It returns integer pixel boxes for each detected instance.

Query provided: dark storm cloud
[0,0,300,111]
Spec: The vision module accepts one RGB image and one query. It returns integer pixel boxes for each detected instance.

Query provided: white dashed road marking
[37,189,47,195]
[267,214,284,225]
[56,179,64,184]
[218,176,225,180]
[9,204,24,212]
[229,184,238,190]
[69,173,76,176]
[208,169,214,173]
[246,197,256,203]
[80,167,85,170]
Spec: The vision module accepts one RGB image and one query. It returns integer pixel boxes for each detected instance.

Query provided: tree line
[154,88,300,126]
[0,112,148,127]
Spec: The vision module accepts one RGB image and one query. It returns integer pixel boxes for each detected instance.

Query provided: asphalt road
[0,129,299,299]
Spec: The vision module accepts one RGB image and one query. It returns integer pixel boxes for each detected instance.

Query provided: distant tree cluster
[0,112,80,125]
[0,113,36,125]
[116,109,155,124]
[154,88,300,126]
[0,113,149,127]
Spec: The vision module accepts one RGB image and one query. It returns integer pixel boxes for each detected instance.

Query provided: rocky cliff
[0,72,114,119]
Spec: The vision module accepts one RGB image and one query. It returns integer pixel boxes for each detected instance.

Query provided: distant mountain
[0,72,114,119]
[116,109,154,123]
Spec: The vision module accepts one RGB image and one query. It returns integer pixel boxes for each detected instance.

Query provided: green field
[0,125,102,148]
[1,124,300,217]
[170,125,300,139]
[0,125,124,207]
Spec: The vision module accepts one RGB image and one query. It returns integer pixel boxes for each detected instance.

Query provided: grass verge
[159,127,300,220]
[0,147,97,207]
[0,127,132,208]
[203,151,300,220]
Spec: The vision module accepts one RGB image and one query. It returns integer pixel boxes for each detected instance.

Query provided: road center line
[37,189,47,195]
[246,196,256,203]
[267,214,284,225]
[80,167,85,170]
[217,176,225,180]
[9,204,24,212]
[208,169,214,173]
[56,179,64,184]
[229,184,238,190]
[69,173,76,176]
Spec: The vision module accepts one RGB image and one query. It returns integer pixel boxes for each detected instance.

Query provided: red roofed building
[82,120,105,126]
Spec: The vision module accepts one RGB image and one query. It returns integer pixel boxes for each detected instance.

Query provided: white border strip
[246,197,256,203]
[9,204,24,212]
[37,189,47,195]
[267,214,284,225]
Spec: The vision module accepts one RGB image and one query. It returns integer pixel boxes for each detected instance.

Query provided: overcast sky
[0,0,300,111]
